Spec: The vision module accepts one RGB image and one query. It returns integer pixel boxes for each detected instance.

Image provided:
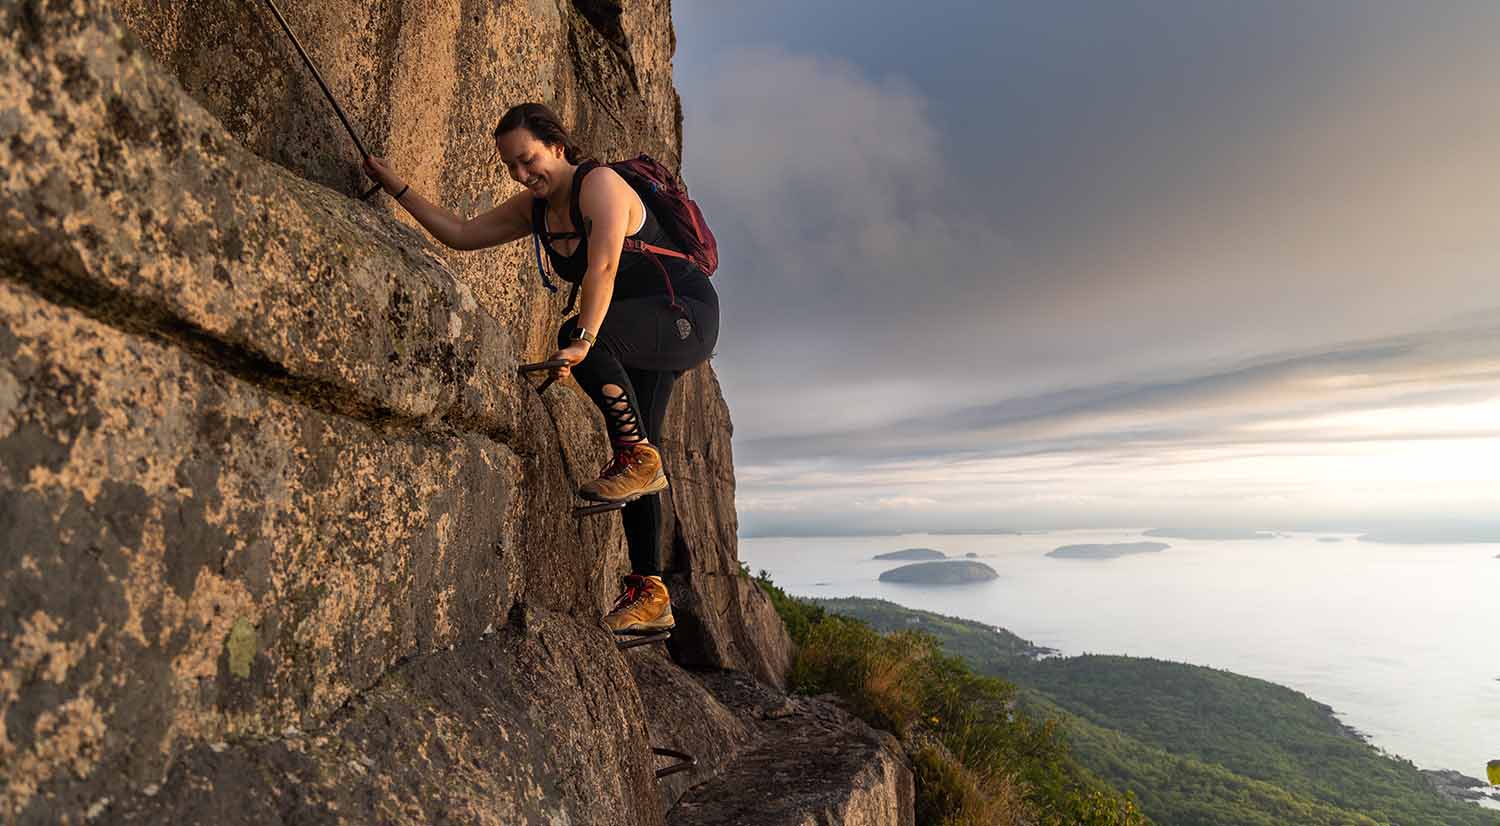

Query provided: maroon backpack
[532,155,718,312]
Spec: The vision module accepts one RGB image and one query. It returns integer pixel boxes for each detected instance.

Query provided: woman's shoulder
[577,164,633,205]
[576,164,646,235]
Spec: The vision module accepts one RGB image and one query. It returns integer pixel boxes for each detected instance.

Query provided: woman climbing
[363,103,717,635]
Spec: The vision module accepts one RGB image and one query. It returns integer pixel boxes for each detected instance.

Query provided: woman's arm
[547,168,638,378]
[573,168,635,336]
[364,156,533,250]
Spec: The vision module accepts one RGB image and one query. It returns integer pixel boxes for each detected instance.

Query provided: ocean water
[740,529,1500,784]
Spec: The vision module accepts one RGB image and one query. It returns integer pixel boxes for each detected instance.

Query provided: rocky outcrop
[111,0,787,688]
[110,608,662,826]
[1,0,799,823]
[1421,769,1497,804]
[665,672,915,826]
[629,652,914,826]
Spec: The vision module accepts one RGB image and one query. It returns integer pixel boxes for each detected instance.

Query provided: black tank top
[533,166,714,303]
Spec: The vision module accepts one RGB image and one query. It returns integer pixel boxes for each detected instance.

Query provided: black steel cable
[261,0,369,158]
[260,0,383,197]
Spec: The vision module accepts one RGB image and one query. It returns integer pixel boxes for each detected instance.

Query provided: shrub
[752,569,825,645]
[751,571,1150,826]
[913,744,1030,826]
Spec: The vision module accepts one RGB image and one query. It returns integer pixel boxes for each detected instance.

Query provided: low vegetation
[753,572,1150,826]
[812,596,1500,826]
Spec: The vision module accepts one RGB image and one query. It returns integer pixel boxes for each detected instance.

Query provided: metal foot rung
[615,630,671,650]
[652,746,696,779]
[574,501,627,518]
[518,359,569,394]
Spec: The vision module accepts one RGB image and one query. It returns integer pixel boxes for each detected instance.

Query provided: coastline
[741,529,1500,784]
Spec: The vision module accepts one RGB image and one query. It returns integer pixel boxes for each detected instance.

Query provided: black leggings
[558,293,719,575]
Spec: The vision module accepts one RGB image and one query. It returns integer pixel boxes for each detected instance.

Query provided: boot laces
[611,576,650,613]
[598,444,646,479]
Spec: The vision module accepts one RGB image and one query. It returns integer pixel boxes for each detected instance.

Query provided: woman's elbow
[442,229,483,252]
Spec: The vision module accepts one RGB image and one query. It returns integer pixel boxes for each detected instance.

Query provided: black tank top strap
[531,161,705,313]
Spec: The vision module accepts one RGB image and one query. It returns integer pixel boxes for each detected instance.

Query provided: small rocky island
[878,560,998,584]
[1318,537,1343,543]
[1144,527,1275,540]
[873,547,947,561]
[1048,542,1169,559]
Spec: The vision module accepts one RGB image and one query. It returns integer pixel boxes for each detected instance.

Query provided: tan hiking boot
[603,574,674,634]
[579,442,668,503]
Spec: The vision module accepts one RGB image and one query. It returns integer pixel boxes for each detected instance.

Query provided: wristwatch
[570,326,596,346]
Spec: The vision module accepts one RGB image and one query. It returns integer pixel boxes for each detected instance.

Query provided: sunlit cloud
[733,320,1500,535]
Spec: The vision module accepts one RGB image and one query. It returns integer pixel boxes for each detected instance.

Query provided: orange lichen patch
[1,301,191,508]
[0,696,107,821]
[117,510,167,647]
[8,612,90,686]
[0,611,102,767]
[433,586,454,641]
[0,367,20,437]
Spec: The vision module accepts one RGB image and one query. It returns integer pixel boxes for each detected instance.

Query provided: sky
[669,1,1500,538]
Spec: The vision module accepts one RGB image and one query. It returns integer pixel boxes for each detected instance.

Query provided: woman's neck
[549,163,580,209]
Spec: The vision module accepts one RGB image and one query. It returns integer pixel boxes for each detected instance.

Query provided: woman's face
[496,129,568,198]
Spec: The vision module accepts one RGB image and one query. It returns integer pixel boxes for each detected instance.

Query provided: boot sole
[611,615,676,634]
[578,474,669,504]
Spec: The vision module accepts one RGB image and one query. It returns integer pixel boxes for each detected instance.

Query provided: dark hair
[494,103,589,164]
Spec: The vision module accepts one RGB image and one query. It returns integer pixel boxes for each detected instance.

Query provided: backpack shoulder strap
[569,160,601,243]
[530,195,548,238]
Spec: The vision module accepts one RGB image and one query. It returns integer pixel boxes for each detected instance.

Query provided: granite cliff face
[0,0,909,823]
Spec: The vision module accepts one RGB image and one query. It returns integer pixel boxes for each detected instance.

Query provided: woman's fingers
[363,157,399,190]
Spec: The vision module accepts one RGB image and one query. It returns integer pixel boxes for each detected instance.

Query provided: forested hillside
[816,597,1499,826]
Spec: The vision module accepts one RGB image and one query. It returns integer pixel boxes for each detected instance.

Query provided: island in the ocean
[1143,527,1275,540]
[873,547,947,561]
[1318,537,1343,543]
[878,560,998,584]
[1048,541,1169,559]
